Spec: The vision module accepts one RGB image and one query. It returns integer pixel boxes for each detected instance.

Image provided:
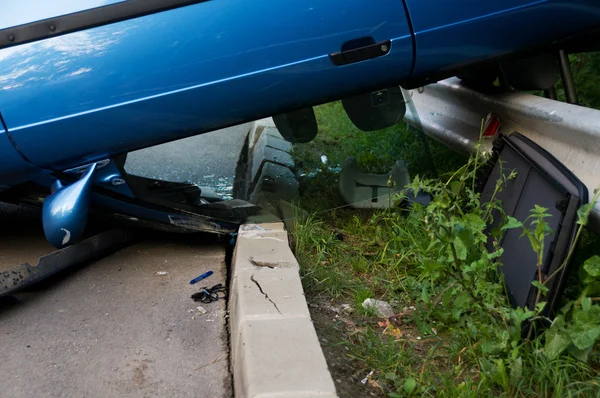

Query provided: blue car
[0,0,599,247]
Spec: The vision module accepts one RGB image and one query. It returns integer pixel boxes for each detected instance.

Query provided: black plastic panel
[329,39,391,66]
[342,86,406,132]
[482,133,587,313]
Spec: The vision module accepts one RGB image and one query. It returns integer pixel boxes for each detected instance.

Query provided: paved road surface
[0,125,250,397]
[125,124,251,199]
[1,234,229,398]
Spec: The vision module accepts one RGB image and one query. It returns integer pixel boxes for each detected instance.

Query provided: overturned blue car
[0,0,599,248]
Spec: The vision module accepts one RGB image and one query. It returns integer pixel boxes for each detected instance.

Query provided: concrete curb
[229,222,337,398]
[229,119,337,397]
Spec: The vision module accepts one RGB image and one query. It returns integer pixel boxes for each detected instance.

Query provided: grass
[291,102,600,397]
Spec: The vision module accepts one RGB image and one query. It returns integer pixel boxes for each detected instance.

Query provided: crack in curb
[249,256,276,269]
[250,274,282,315]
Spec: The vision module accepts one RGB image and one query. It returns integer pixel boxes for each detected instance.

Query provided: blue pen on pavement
[189,270,213,285]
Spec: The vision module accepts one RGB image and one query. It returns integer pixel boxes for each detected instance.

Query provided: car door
[0,0,414,171]
[403,0,600,82]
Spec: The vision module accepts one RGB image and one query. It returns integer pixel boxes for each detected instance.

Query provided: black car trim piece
[0,112,33,164]
[0,0,211,50]
[329,39,391,66]
[400,0,418,82]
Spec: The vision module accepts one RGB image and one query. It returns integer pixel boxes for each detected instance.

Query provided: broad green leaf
[453,236,468,261]
[568,345,594,362]
[454,292,470,309]
[404,378,417,394]
[573,310,590,325]
[582,297,593,313]
[422,259,442,273]
[420,285,430,303]
[482,340,503,355]
[452,308,463,320]
[456,227,472,247]
[464,213,486,231]
[502,216,523,230]
[568,325,600,350]
[584,300,600,319]
[544,329,571,359]
[585,281,600,296]
[523,309,535,320]
[465,259,487,274]
[450,181,461,194]
[442,289,454,307]
[551,314,566,329]
[494,359,509,390]
[509,357,523,387]
[583,255,600,277]
[531,280,549,295]
[487,248,504,260]
[535,302,547,313]
[579,264,597,285]
[533,204,549,214]
[524,231,540,255]
[439,225,451,240]
[535,223,553,244]
[514,307,535,321]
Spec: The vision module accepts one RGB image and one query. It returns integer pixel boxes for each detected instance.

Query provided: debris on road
[360,370,374,384]
[189,270,213,285]
[362,298,394,318]
[340,303,354,314]
[191,283,226,303]
[191,305,208,320]
[155,271,168,276]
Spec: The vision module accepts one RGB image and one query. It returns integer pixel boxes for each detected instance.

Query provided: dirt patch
[132,359,150,387]
[307,300,384,398]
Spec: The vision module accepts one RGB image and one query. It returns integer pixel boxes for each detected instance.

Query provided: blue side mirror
[42,163,97,248]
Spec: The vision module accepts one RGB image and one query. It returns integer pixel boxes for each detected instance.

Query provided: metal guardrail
[403,78,600,232]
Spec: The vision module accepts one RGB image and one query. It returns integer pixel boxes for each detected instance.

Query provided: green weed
[292,102,600,397]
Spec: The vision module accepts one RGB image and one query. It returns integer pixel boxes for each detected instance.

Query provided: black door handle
[329,39,391,66]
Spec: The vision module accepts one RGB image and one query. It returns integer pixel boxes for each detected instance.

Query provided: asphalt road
[125,124,251,199]
[0,125,250,397]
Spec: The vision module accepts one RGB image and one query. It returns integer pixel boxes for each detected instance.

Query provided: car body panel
[0,0,413,169]
[404,0,600,79]
[0,124,46,186]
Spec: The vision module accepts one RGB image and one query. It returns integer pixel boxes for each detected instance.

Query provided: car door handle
[329,39,391,66]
